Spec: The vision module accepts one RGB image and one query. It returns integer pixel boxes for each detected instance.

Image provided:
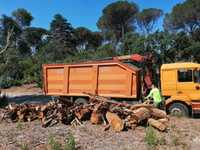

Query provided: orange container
[43,60,140,99]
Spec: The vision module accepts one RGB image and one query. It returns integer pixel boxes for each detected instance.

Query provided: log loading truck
[43,53,200,117]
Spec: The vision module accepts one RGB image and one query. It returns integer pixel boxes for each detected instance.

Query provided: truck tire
[75,97,88,105]
[168,103,189,117]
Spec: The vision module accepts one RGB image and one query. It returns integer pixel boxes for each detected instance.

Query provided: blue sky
[0,0,185,31]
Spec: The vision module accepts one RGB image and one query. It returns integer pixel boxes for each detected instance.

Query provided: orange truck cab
[161,62,200,116]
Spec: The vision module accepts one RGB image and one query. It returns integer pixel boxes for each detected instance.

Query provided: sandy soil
[0,84,200,150]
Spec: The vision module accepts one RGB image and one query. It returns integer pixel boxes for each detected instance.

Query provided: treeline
[0,0,200,88]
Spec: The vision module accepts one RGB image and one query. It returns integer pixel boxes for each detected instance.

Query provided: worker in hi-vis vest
[145,84,162,107]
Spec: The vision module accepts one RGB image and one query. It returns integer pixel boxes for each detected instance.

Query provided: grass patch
[16,121,23,130]
[145,126,158,149]
[48,135,62,150]
[158,136,166,145]
[171,124,176,130]
[171,135,180,146]
[64,133,76,150]
[19,143,29,150]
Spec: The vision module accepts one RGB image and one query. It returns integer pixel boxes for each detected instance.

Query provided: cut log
[90,111,102,124]
[40,105,47,112]
[132,107,151,123]
[38,112,44,120]
[124,114,137,129]
[0,94,170,131]
[106,112,124,132]
[148,118,166,131]
[8,104,17,111]
[42,117,53,128]
[151,108,167,119]
[103,124,110,131]
[74,108,91,121]
[71,117,83,127]
[130,104,153,110]
[158,118,169,125]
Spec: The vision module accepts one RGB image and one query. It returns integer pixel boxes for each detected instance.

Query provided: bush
[48,135,62,150]
[0,75,22,89]
[64,133,76,150]
[145,126,158,149]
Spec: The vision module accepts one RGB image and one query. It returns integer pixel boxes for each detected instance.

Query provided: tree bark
[0,28,14,55]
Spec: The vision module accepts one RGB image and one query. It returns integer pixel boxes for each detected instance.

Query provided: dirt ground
[0,84,43,97]
[1,85,200,150]
[0,117,200,150]
[0,84,51,104]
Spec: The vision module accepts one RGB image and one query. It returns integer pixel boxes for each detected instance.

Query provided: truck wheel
[168,103,189,117]
[75,97,88,105]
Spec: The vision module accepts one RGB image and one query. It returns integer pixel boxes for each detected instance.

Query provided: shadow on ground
[8,95,53,104]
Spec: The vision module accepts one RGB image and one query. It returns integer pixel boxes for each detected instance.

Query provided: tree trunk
[130,104,153,110]
[106,112,124,132]
[132,107,151,123]
[0,28,14,55]
[151,108,167,119]
[90,111,102,124]
[148,118,166,131]
[121,24,125,41]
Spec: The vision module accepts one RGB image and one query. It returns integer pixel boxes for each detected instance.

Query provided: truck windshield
[194,70,200,83]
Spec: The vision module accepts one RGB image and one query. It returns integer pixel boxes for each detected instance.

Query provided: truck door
[177,69,200,100]
[193,69,200,99]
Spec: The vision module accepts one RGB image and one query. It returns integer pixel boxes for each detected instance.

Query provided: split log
[103,124,110,131]
[132,107,151,123]
[85,93,130,107]
[106,112,124,132]
[124,115,137,129]
[38,112,44,120]
[130,104,153,110]
[110,106,131,119]
[148,118,166,131]
[151,108,167,119]
[8,104,18,111]
[71,117,83,127]
[74,108,91,121]
[90,111,102,124]
[158,118,169,125]
[42,117,53,128]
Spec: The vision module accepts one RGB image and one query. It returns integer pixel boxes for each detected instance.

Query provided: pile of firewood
[0,94,169,132]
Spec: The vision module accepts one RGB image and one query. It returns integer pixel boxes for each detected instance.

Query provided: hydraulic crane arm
[113,53,152,62]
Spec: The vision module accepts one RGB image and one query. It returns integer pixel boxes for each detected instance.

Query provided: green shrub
[16,121,23,130]
[145,126,158,149]
[48,135,62,150]
[0,75,22,88]
[19,143,29,150]
[64,133,76,150]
